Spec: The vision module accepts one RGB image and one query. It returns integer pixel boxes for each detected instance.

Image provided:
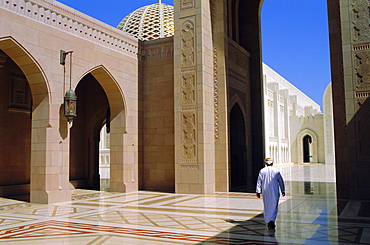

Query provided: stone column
[30,103,71,204]
[174,0,215,194]
[110,113,138,193]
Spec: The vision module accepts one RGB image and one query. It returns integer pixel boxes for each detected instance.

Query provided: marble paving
[0,165,369,244]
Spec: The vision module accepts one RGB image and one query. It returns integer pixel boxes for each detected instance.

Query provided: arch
[297,129,318,164]
[78,65,126,119]
[0,36,50,107]
[229,94,247,119]
[72,65,130,193]
[70,73,110,190]
[0,36,58,203]
[303,135,312,162]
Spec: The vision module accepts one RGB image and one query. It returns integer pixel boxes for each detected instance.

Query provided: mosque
[0,0,368,206]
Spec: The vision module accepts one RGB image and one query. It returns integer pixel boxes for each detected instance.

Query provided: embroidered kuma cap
[264,158,274,166]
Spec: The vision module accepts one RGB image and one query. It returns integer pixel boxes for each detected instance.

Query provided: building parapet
[1,0,139,58]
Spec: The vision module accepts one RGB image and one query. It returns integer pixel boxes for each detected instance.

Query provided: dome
[117,1,174,41]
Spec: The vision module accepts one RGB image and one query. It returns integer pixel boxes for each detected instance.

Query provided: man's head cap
[264,158,273,165]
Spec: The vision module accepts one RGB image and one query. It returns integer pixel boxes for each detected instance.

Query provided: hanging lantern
[64,89,77,122]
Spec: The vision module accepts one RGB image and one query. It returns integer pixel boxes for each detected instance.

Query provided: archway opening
[230,103,247,191]
[303,134,312,163]
[70,73,110,191]
[99,124,110,191]
[0,50,32,201]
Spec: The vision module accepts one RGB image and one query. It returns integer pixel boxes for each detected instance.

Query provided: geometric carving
[179,164,199,170]
[9,73,32,112]
[355,51,370,90]
[180,0,196,11]
[352,0,370,43]
[182,113,197,159]
[117,3,174,41]
[213,46,220,140]
[181,73,196,105]
[181,19,195,67]
[353,43,370,51]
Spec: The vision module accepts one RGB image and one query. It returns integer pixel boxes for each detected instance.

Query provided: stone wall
[140,38,175,192]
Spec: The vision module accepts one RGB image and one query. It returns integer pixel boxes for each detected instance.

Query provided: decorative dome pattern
[117,1,174,41]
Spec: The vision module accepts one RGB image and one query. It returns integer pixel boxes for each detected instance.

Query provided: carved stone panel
[213,46,219,140]
[181,18,195,67]
[9,73,32,112]
[182,112,197,161]
[179,0,196,11]
[355,50,370,90]
[181,73,196,105]
[352,0,370,43]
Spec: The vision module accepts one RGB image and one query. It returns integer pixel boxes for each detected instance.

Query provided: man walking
[256,158,285,229]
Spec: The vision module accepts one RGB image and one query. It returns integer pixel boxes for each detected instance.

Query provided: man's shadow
[197,214,279,244]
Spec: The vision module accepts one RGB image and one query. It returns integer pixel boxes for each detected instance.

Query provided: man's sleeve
[256,171,262,193]
[278,172,285,193]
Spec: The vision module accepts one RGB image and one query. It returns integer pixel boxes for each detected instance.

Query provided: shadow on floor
[198,214,282,245]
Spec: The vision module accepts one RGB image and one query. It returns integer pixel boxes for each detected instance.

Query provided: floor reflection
[0,164,369,244]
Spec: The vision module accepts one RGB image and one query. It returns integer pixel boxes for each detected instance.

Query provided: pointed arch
[78,65,126,119]
[0,36,60,203]
[229,99,248,190]
[229,94,247,120]
[0,36,50,107]
[297,129,318,164]
[73,65,129,192]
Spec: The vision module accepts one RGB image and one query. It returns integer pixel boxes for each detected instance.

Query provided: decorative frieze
[213,46,219,140]
[140,38,174,61]
[1,0,139,57]
[179,164,199,170]
[179,0,196,11]
[353,42,370,51]
[181,67,196,73]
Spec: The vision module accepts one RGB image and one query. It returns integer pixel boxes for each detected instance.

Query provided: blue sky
[57,0,331,107]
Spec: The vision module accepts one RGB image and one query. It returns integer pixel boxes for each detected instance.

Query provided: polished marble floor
[0,164,369,244]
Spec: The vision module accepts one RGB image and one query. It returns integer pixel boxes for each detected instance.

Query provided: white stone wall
[263,63,324,165]
[290,114,325,164]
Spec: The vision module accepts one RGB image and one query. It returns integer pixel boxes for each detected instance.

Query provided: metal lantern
[64,89,77,122]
